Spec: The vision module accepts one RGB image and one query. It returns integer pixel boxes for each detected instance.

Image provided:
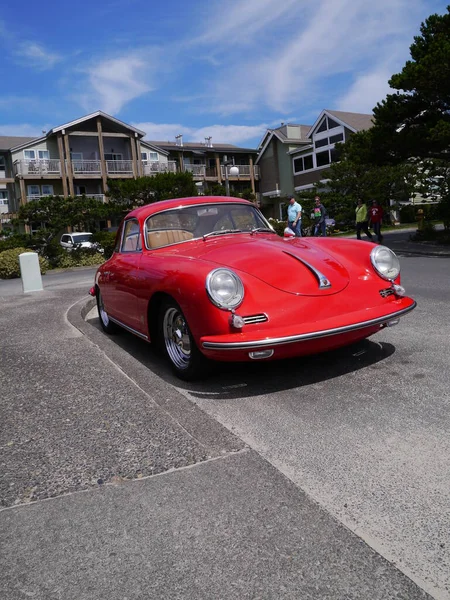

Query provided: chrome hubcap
[98,293,110,327]
[163,307,191,370]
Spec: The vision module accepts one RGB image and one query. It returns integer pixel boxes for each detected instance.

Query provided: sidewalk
[0,271,434,599]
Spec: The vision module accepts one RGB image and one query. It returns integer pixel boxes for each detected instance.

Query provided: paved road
[80,253,450,599]
[1,249,449,599]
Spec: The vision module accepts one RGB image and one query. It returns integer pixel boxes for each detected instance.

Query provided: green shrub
[268,218,286,236]
[0,234,32,253]
[92,231,117,258]
[55,249,105,269]
[0,248,49,279]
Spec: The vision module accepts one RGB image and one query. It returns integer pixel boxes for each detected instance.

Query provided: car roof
[127,196,253,221]
[71,232,93,236]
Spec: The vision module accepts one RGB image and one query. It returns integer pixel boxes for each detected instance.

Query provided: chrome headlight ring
[370,245,401,281]
[206,268,244,310]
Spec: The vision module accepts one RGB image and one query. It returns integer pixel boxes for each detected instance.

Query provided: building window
[330,148,339,163]
[24,150,36,160]
[148,152,158,161]
[41,185,54,196]
[0,190,8,204]
[0,156,6,170]
[293,154,314,173]
[315,138,328,149]
[293,158,304,172]
[27,185,40,197]
[317,119,327,133]
[316,151,330,168]
[304,155,313,170]
[327,117,340,130]
[38,150,49,159]
[329,133,344,144]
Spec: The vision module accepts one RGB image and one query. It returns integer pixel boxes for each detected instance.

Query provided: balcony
[106,160,133,175]
[220,165,260,179]
[71,160,101,175]
[14,159,62,176]
[142,161,178,175]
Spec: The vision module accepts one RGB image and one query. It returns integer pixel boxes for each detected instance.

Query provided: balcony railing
[220,165,259,178]
[184,164,206,178]
[75,193,106,202]
[106,160,133,174]
[71,160,101,174]
[14,159,62,176]
[142,161,177,175]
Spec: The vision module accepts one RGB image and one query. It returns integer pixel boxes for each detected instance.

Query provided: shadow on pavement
[86,311,395,401]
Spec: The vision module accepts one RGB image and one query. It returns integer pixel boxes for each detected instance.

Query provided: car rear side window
[121,219,142,253]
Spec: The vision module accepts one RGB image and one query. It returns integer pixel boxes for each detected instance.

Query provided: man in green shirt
[355,199,373,241]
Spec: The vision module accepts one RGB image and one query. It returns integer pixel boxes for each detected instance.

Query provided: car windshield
[72,234,92,243]
[145,203,274,249]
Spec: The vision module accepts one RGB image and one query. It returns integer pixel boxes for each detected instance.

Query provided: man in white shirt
[287,196,302,237]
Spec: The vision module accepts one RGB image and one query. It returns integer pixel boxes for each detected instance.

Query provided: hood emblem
[283,251,332,289]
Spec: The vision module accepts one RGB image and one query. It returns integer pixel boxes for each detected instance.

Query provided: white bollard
[19,252,43,293]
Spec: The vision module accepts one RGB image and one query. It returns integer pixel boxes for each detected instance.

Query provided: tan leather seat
[147,229,193,249]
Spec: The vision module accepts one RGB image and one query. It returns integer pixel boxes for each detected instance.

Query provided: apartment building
[0,112,260,230]
[291,110,374,193]
[1,112,173,218]
[148,136,259,196]
[255,123,311,218]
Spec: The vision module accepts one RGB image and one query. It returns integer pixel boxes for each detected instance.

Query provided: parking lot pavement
[0,271,435,599]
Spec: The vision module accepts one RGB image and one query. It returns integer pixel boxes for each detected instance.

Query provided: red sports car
[91,196,416,380]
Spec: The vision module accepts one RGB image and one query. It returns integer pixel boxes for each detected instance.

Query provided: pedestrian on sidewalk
[312,196,327,237]
[287,195,302,237]
[355,199,373,241]
[368,200,384,243]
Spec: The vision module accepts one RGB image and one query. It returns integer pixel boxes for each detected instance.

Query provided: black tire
[158,299,209,380]
[96,288,119,334]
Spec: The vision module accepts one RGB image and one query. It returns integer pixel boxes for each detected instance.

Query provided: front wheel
[159,299,209,380]
[96,288,119,334]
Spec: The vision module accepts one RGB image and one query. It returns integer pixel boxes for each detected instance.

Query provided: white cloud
[15,42,61,70]
[133,121,268,145]
[75,53,156,114]
[194,0,432,116]
[0,123,49,137]
[335,70,393,113]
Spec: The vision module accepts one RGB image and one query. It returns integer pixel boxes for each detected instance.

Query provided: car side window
[121,219,142,253]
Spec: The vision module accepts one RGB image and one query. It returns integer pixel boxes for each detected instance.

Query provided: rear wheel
[96,288,119,334]
[159,299,208,380]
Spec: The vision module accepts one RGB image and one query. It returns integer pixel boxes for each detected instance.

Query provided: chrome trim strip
[202,301,417,350]
[283,250,331,288]
[109,316,149,340]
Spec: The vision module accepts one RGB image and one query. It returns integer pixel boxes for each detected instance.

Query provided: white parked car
[60,232,103,253]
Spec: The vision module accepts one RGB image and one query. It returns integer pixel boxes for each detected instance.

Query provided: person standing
[287,196,302,237]
[312,196,327,236]
[355,199,373,241]
[368,200,384,243]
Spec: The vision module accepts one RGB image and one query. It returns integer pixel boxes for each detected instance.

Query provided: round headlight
[206,268,244,309]
[370,245,400,281]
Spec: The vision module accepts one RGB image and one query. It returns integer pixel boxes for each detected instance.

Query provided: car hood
[170,236,350,296]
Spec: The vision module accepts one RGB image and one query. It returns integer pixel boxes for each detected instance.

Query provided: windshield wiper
[250,227,276,235]
[203,229,243,239]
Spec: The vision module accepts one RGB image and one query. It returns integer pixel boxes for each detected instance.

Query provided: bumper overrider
[201,299,416,354]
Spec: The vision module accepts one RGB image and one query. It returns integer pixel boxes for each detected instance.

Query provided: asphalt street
[1,233,449,599]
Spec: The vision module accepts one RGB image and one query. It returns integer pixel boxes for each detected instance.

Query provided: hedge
[0,248,49,279]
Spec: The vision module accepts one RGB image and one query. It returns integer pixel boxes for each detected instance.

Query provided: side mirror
[284,227,295,238]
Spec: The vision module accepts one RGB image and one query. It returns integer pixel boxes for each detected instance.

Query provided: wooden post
[130,134,137,178]
[97,117,108,193]
[135,138,142,177]
[215,156,222,184]
[19,178,27,206]
[63,134,75,197]
[57,133,69,197]
[249,156,255,195]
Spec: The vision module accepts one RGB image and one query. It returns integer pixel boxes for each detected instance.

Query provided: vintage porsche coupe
[91,196,416,380]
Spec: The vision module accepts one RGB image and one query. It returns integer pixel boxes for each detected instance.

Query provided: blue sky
[0,0,448,147]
